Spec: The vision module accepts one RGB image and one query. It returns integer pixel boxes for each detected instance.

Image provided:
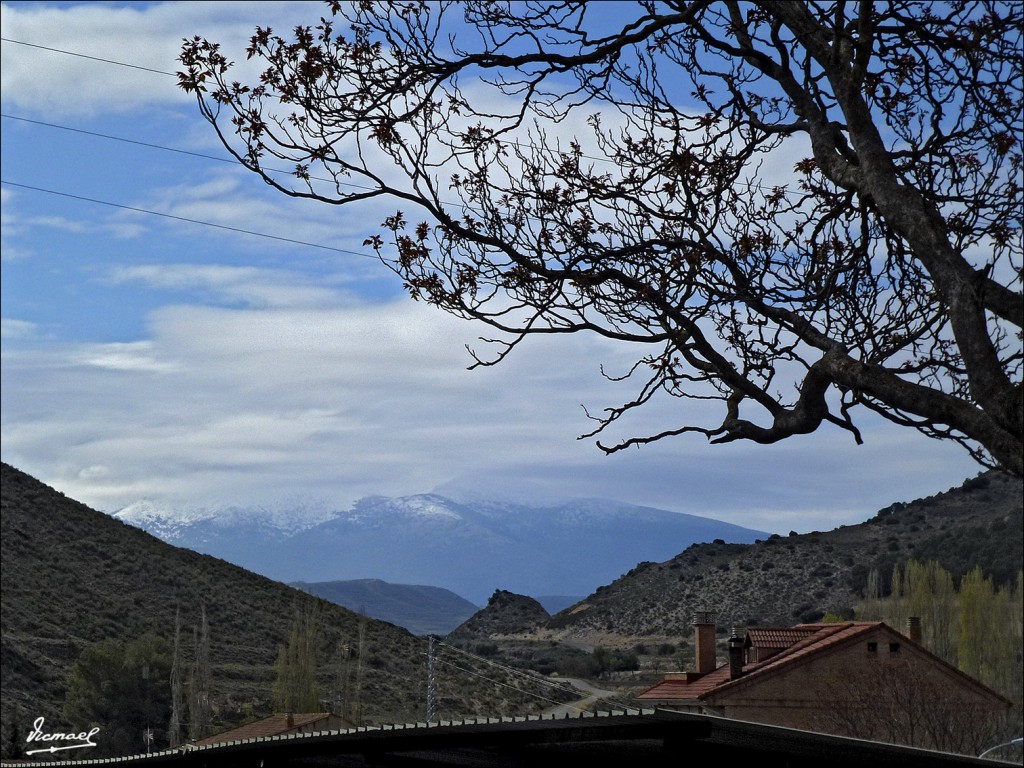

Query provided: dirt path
[541,677,623,717]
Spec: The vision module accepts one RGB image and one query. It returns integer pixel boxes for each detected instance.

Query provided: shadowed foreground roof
[0,709,1006,767]
[195,713,349,747]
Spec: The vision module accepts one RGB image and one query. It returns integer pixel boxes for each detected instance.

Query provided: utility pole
[142,663,151,754]
[426,636,437,724]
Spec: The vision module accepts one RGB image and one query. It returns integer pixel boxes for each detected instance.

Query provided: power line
[3,36,788,192]
[428,656,585,713]
[0,179,375,259]
[3,35,801,242]
[0,37,178,77]
[0,113,379,194]
[2,114,237,166]
[433,640,640,713]
[435,640,580,697]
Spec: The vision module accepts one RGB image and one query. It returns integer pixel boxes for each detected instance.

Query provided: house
[194,712,354,747]
[637,613,1013,754]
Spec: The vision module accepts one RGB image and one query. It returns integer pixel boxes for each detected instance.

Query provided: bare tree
[187,604,210,740]
[820,658,1011,755]
[168,607,183,748]
[179,1,1022,473]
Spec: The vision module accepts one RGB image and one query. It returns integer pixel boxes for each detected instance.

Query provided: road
[541,677,624,717]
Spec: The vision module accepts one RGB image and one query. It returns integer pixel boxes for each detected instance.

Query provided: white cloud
[1,317,38,339]
[0,2,989,538]
[1,293,982,528]
[0,298,611,508]
[106,264,344,309]
[0,2,326,117]
[125,170,391,275]
[69,340,181,373]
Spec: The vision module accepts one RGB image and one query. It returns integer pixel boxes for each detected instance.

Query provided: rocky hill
[542,471,1021,645]
[0,463,565,748]
[449,591,551,640]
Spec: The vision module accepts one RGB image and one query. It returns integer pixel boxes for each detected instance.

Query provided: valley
[1,462,1020,759]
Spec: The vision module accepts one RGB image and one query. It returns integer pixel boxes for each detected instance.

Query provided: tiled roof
[195,712,338,746]
[636,664,732,701]
[740,622,874,673]
[638,622,885,702]
[639,620,1013,707]
[745,627,819,650]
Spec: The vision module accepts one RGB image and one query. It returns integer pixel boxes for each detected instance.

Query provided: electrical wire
[433,639,642,712]
[427,656,589,713]
[2,114,240,166]
[0,113,379,194]
[0,179,376,259]
[434,640,580,697]
[1,37,801,198]
[1,37,178,77]
[2,34,805,277]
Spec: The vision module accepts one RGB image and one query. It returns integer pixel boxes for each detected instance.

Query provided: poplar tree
[272,603,323,713]
[903,559,957,662]
[168,607,183,748]
[187,605,211,740]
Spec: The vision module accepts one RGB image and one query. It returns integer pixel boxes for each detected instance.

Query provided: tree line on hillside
[25,608,212,759]
[855,559,1023,724]
[0,604,322,760]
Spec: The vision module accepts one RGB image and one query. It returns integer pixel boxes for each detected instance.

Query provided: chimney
[728,629,744,680]
[693,611,717,675]
[906,616,922,644]
[285,712,294,729]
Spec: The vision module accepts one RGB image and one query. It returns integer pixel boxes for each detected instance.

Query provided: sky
[0,1,987,535]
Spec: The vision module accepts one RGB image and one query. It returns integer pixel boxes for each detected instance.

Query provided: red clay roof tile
[195,713,340,746]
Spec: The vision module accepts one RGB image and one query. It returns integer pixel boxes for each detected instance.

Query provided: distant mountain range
[291,579,479,636]
[115,495,767,604]
[0,463,575,745]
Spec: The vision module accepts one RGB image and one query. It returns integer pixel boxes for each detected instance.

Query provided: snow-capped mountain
[115,498,336,542]
[114,493,766,604]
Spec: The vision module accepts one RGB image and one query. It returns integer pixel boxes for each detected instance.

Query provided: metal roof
[1,708,1007,767]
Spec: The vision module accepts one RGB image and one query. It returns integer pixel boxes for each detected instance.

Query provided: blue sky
[0,1,985,534]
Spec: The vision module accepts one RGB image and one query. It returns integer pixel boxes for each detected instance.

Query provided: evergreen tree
[64,635,171,757]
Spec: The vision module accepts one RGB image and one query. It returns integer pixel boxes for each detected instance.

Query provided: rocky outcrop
[448,590,551,639]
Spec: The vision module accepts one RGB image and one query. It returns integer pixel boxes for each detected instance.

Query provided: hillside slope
[545,471,1022,643]
[0,463,560,746]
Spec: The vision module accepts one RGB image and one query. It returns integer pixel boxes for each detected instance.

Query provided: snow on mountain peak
[394,495,463,520]
[113,497,339,536]
[114,499,214,526]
